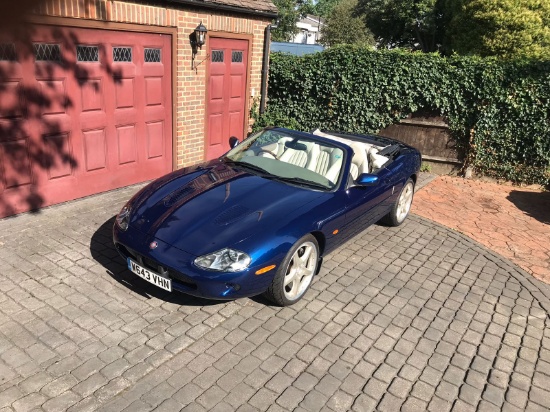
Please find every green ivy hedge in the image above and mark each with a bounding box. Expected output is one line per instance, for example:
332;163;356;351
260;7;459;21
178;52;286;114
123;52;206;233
255;47;550;186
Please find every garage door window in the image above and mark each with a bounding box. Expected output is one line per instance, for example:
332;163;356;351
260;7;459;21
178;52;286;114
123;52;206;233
77;45;99;62
232;51;243;63
0;43;16;61
34;43;61;62
113;47;132;62
211;50;224;63
144;48;161;63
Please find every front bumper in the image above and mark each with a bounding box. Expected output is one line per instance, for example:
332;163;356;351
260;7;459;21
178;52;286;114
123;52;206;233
113;224;274;300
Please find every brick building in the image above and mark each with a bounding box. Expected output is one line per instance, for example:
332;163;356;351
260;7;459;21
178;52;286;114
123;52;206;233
0;0;277;218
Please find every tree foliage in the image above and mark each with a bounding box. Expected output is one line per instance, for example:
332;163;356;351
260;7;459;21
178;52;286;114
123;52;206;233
271;0;314;41
445;0;550;59
257;48;550;186
312;0;341;17
320;0;375;47
356;0;445;52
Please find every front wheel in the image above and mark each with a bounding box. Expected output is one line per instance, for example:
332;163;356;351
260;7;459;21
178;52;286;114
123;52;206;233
382;178;415;227
264;234;319;306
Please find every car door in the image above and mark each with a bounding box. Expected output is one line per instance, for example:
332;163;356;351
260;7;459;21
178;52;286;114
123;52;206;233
339;168;394;239
379;157;409;211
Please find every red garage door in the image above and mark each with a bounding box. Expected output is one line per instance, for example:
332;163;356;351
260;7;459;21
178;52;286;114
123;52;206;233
206;37;249;160
0;25;172;218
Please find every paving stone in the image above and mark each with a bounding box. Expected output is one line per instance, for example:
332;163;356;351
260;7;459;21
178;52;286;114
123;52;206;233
173;383;202;406
0;386;24;409
42;391;80;412
72;373;107;398
94;377;130;402
351;394;377;412
248;388;278;411
262;371;292;394
40;375;78;398
300;390;329;411
19;371;53;394
378;392;405;411
140;382;177;408
428;395;454;412
275;386;305;410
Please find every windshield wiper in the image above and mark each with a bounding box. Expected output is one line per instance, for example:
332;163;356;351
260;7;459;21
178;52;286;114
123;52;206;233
273;176;329;190
222;158;272;176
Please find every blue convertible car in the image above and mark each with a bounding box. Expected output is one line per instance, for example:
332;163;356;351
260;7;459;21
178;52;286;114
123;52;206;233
113;127;421;306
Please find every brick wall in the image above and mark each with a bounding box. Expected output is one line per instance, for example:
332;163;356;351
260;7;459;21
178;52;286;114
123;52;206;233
32;0;271;167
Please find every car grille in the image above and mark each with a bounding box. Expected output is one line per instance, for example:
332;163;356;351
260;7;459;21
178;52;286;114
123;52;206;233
115;242;197;290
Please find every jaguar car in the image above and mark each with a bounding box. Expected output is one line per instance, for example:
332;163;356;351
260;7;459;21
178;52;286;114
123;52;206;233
113;127;421;306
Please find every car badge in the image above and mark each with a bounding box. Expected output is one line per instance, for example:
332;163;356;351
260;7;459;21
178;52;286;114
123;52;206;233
149;241;158;250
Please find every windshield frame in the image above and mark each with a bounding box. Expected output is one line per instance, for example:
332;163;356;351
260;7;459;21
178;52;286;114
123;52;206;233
223;128;351;192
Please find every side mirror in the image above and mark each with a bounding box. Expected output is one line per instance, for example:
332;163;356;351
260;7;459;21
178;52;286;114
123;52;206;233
355;173;380;186
229;136;239;148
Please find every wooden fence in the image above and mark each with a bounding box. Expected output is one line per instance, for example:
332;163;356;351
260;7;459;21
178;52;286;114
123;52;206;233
378;113;461;167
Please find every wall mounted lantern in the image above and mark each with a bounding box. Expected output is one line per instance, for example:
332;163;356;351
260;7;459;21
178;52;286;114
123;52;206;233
191;22;208;71
194;22;207;49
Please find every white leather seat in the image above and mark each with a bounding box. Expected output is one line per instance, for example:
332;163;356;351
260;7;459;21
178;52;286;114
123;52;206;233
349;142;369;180
311;147;343;184
278;138;319;170
369;147;389;172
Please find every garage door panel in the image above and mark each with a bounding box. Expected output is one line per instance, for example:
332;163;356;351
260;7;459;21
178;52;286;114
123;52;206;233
0;80;23;119
209;114;223;148
43;133;73;180
116;124;138;165
146;121;164;159
40;112;72;132
143;105;167;122
145;77;163;106
83;128;107;172
80;78;104;112
115;78;135;109
113;109;138;126
210;75;224;101
230;74;243;99
0;138;33;189
37;79;68;115
229;112;243;140
80;111;107;131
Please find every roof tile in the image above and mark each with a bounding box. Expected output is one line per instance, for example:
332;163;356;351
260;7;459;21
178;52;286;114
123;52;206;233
203;0;278;13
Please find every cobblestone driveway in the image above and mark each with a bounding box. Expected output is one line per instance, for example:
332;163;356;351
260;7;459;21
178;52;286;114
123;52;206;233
0;184;549;412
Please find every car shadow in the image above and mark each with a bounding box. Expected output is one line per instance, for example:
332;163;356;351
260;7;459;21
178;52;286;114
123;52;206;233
506;190;550;225
249;294;276;307
90;217;224;307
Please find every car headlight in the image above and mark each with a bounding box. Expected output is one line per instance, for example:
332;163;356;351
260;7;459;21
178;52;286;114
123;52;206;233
116;205;132;231
194;248;251;272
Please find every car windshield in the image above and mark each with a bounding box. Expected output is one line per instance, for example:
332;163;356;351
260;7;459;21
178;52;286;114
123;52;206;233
223;130;345;190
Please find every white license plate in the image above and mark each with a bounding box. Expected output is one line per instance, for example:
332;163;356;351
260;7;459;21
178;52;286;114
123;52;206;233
127;258;172;292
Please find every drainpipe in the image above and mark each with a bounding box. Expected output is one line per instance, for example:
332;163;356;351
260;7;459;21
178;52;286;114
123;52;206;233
260;21;278;115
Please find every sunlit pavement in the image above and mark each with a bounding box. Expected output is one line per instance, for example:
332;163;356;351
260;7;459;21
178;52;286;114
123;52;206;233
0;177;549;411
413;175;550;284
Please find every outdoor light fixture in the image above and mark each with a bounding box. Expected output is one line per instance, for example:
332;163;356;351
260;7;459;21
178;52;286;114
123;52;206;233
191;22;208;71
194;22;207;49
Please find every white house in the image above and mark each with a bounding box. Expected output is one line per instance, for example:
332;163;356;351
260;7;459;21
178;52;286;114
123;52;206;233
291;15;325;44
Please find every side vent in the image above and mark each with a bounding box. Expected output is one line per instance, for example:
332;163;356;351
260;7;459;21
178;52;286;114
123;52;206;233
163;186;195;207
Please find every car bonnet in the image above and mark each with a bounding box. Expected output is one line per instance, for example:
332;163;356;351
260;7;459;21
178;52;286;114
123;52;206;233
129;162;324;256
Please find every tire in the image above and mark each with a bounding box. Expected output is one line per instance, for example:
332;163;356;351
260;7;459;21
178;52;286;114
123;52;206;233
264;234;320;306
381;178;415;227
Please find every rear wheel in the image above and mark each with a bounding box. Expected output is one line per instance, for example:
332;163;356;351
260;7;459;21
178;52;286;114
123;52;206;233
382;178;415;226
264;234;319;306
